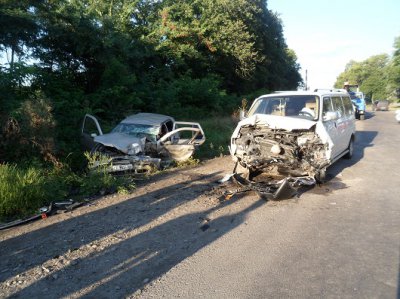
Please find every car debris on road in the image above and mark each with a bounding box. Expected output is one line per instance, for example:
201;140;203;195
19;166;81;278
0;199;86;230
217;170;316;201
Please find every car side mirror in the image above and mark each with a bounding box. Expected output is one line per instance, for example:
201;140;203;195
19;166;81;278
323;111;338;121
90;133;98;138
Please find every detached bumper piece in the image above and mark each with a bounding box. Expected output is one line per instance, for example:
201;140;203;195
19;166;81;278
0;200;86;231
225;173;315;200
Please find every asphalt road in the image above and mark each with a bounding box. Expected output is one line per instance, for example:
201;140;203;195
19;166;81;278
139;111;400;299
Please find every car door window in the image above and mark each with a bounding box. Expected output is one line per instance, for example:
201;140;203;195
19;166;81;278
332;96;344;117
322;97;334;115
341;96;354;117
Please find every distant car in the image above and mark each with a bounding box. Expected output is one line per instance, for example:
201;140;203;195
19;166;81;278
373;100;390;111
81;113;205;173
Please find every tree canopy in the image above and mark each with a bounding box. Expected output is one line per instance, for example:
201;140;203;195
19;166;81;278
335;37;400;102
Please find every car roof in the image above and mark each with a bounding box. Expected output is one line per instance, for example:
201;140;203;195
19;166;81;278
120;113;174;126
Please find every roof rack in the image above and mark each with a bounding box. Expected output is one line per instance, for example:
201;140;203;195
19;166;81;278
313;88;347;93
273;90;298;93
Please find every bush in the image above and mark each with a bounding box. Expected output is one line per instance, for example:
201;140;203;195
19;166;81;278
195;116;237;159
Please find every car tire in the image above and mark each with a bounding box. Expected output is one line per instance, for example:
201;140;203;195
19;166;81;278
360;114;365;120
344;138;354;159
315;169;326;183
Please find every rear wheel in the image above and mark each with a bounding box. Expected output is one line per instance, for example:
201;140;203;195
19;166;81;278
344;138;354;159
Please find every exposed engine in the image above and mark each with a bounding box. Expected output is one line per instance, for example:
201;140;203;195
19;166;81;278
232;124;329;180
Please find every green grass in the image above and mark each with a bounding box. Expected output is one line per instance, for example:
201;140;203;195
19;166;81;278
0;164;49;219
0;163;134;221
195;116;238;159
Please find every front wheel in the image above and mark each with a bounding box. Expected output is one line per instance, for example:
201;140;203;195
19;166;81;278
344;138;354;159
360;114;365;120
315;168;326;183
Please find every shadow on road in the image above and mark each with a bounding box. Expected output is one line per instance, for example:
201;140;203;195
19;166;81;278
360;111;374;120
0;168;264;298
326;130;378;181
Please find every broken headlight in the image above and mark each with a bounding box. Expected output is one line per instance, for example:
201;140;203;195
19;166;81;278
127;143;142;155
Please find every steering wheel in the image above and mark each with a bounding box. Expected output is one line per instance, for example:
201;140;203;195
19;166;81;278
298;111;314;119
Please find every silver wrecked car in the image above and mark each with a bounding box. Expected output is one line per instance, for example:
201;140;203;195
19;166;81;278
81;113;205;173
230;90;356;186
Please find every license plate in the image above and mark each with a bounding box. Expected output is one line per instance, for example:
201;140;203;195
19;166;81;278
111;164;133;172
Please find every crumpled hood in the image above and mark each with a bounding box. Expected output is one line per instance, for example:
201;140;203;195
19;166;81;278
230;113;332;160
94;132;145;154
232;114;317;137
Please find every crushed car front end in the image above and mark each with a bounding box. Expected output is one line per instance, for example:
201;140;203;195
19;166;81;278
230;114;330;182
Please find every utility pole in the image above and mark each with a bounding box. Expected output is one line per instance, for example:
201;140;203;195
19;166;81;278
305;69;308;90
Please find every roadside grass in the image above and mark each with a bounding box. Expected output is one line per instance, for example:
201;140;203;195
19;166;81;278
0;163;134;222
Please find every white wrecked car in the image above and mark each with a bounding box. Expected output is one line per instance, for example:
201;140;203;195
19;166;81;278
230;90;356;185
81;113;205;173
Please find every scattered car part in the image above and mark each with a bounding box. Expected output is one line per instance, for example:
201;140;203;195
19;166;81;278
218;171;316;200
0;200;83;231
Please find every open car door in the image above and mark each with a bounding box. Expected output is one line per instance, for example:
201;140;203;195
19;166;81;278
80;114;103;151
157;122;205;161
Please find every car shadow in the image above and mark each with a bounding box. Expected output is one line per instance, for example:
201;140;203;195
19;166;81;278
0;168;265;298
362;111;374;120
325;130;378;181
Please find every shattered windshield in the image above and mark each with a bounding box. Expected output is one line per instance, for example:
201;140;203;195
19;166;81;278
247;95;320;121
111;123;160;141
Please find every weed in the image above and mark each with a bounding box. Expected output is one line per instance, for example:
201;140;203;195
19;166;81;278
0;164;48;219
195;116;237;159
175;157;200;168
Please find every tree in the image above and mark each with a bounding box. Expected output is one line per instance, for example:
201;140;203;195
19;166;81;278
0;1;38;70
335;54;390;101
387;36;400;101
146;0;302;94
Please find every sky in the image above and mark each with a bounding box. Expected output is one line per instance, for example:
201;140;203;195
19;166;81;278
267;0;400;90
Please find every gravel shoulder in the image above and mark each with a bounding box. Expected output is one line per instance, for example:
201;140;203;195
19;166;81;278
0;155;262;298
